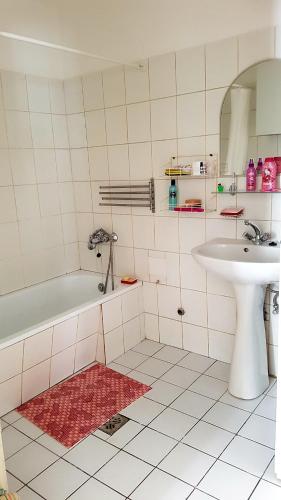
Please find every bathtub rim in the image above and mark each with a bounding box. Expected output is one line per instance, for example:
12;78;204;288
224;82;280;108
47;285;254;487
0;270;141;351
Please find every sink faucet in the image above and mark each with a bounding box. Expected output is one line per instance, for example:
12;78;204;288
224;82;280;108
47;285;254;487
243;220;271;245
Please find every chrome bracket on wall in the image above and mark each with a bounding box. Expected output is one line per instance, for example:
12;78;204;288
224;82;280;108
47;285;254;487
99;177;155;213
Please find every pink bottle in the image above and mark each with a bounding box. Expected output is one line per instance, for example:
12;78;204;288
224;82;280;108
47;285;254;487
262;157;277;192
246;159;256;192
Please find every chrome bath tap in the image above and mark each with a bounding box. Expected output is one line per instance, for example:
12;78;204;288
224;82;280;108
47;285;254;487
243;220;271;245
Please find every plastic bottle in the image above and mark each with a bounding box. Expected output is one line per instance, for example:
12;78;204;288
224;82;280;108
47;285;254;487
256;158;263;174
262;158;277;192
246;158;257;192
169;179;177;210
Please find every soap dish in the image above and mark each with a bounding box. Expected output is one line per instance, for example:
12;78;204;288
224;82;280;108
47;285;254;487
220;207;244;218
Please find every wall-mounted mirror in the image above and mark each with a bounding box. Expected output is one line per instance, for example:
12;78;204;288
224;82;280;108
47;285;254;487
220;59;281;176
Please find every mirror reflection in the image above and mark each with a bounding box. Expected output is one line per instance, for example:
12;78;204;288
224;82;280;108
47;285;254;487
220;59;281;177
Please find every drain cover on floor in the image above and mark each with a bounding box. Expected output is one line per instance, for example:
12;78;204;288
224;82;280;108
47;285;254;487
99;414;129;436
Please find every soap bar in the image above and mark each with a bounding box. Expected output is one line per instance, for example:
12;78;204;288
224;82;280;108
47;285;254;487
121;277;138;285
220;207;244;216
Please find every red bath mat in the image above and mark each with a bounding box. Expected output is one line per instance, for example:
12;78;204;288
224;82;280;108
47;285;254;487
17;364;151;447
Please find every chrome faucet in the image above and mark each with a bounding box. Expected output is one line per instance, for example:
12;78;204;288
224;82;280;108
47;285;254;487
243;220;271;245
88;228;118;250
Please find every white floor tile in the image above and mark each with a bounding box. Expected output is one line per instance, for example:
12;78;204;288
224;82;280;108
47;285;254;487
18;487;45;499
12;416;44;439
29;459;88;500
64;435;118;475
171;390;215;419
220;436;274;477
182;421;233;458
188;491;215;500
154;346;187;364
128;370;156;386
106;420;144;448
178;353;215;373
2;426;31;458
159;443;215;486
137;358;173;377
2;411;22;424
6;442;57;483
124;427;176;465
149;407;198;440
95;450;153;497
133;340;163;356
254;396;277;420
263;458;281;487
145;380;184;405
6;472;24;492
0;419;8;429
36;433;69;456
121;396;165;425
203;402;250;433
199;460;259;500
130;468;193;500
108;362;131;375
68;478;125;499
220;391;264;412
114;351;148;369
239;414;276;448
161;366;200;388
188;375;228;400
267;383;277;398
204;361;230;382
245;479;281;500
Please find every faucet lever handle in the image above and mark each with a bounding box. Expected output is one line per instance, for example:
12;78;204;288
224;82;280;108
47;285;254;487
260;232;271;242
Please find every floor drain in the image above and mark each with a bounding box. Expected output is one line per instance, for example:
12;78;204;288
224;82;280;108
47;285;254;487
99;414;129;436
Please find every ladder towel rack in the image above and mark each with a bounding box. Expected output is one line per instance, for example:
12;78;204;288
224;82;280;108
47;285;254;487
99;178;155;213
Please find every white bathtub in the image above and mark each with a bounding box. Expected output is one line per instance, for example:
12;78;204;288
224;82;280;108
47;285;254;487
0;271;143;416
0;271;141;349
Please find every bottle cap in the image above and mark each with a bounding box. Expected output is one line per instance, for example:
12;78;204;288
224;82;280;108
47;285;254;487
171;179;176;186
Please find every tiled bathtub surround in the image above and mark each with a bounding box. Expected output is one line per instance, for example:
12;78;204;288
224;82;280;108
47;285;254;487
0;71;79;294
73;26;281;373
0;283;144;417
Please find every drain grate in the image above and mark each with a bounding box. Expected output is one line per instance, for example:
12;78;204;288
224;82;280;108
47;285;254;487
99;414;129;436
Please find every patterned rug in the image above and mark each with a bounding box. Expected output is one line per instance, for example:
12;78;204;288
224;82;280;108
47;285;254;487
17;364;151;447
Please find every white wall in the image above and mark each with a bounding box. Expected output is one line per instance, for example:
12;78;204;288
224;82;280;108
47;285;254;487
68;26;280;373
0;71;79;294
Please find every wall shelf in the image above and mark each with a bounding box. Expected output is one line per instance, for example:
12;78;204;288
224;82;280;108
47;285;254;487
212;190;281;194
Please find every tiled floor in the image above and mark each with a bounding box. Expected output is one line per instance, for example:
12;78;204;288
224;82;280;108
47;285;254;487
1;340;280;500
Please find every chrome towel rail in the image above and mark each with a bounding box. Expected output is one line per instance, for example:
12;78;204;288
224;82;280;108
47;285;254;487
99;178;155;213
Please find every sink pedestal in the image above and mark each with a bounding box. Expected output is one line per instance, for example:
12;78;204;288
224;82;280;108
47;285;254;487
229;284;269;399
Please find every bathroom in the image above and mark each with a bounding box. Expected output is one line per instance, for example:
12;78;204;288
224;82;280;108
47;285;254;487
0;0;280;498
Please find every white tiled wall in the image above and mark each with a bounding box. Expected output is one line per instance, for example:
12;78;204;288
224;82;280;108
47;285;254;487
72;26;280;375
0;71;79;294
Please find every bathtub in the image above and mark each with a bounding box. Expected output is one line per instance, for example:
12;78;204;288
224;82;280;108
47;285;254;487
0;271;143;416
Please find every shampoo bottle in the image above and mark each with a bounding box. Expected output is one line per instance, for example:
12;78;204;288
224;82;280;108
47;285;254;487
246;159;256;192
169;179;177;210
262;158;277;192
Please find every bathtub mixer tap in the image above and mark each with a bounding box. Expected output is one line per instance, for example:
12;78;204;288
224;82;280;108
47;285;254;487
88;228;118;250
88;228;118;294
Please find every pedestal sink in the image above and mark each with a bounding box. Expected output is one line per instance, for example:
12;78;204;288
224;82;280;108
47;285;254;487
192;238;280;399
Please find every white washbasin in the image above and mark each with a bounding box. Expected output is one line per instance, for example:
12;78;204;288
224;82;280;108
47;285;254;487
192;238;280;284
191;237;280;400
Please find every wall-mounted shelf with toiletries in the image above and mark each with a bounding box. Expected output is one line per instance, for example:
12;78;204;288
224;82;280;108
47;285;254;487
213;190;281;194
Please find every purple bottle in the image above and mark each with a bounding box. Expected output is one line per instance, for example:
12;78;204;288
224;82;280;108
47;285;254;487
246;158;257;192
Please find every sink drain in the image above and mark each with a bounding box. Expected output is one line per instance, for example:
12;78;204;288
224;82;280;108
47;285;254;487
99;414;129;436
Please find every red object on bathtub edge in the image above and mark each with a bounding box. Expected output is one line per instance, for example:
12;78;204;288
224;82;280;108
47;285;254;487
17;363;151;447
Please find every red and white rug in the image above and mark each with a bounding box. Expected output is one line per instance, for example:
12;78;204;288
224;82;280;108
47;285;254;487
17;364;151;447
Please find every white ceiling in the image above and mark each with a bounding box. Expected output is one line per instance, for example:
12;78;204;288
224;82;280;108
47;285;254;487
0;0;279;79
